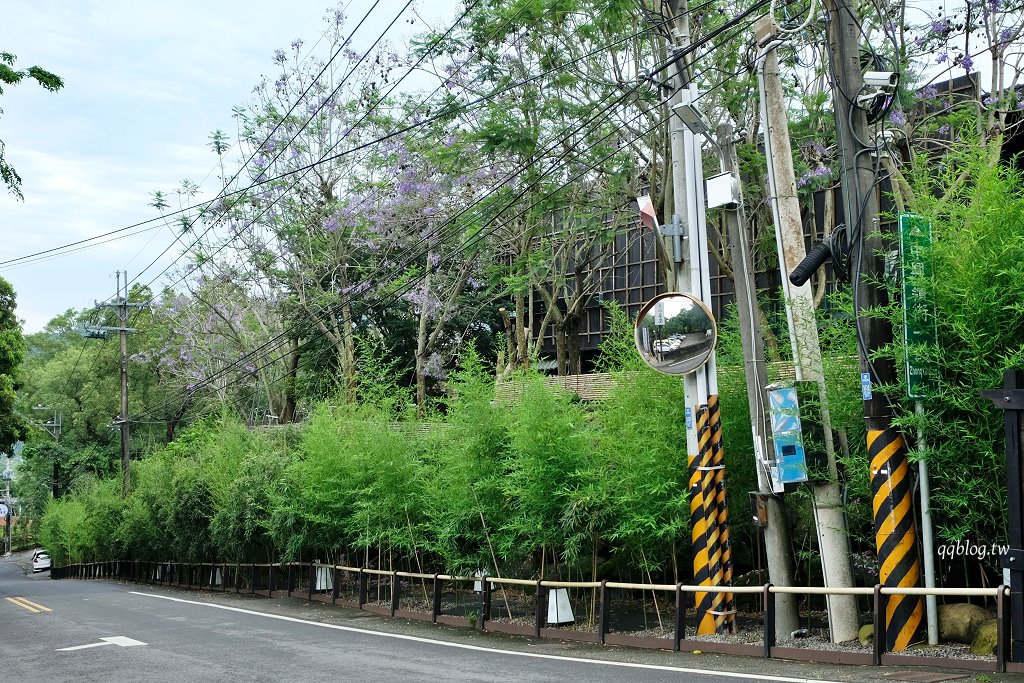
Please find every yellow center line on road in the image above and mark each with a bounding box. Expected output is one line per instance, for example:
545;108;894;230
5;596;53;613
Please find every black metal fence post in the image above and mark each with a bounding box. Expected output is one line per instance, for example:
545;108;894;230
873;585;885;665
309;564;315;602
332;566;340;605
534;580;544;638
763;584;775;658
600;581;610;646
432;574;441;623
673;583;684;651
479;576;489;630
358;569;368;608
982;369;1024;662
390;571;400;617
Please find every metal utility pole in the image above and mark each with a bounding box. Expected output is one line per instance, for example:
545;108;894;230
825;0;925;651
95;271;144;496
716;122;799;639
664;0;733;634
754;15;859;643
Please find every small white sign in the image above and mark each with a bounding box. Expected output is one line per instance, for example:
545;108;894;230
546;588;575;625
0;504;7;517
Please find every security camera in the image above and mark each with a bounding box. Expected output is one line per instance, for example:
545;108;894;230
864;71;898;89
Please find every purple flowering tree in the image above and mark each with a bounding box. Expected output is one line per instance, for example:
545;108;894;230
218;4;408;401
417;0;667;377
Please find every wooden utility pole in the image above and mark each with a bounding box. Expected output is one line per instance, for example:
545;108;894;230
824;0;925;651
717;122;799;639
96;271;144;496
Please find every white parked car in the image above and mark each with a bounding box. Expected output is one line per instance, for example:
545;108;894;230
31;549;51;573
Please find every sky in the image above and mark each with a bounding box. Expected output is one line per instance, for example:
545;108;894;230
1;0;458;333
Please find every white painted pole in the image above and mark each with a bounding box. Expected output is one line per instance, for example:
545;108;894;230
916;401;938;644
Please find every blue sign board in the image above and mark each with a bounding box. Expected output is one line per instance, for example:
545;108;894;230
768;387;809;485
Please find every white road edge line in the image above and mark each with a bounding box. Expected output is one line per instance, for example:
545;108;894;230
129;591;842;683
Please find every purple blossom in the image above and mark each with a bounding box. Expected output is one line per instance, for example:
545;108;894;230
340;282;371;296
917;85;938;100
423;353;446;379
936;50;948;64
273;49;286;64
291;38;304;53
931;19;951;35
889;110;906;126
961;55;974;72
797;166;832;188
914;36;925;47
938;123;951;135
1000;28;1012;44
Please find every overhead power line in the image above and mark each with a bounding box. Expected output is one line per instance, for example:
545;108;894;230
0;5;689;272
130;53;755;423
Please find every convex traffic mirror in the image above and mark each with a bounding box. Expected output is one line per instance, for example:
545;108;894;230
635;292;717;375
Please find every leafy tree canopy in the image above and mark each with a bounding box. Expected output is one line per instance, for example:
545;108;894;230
0;51;64;199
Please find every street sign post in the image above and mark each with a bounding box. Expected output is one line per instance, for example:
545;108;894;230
899;213;937;399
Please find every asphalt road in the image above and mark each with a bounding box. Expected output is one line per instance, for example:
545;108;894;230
0;550;1015;682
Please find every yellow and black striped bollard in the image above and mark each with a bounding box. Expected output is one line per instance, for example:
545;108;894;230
869;427;925;651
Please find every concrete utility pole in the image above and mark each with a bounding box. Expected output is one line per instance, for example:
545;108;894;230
824;0;924;651
95;271;144;496
716;122;799;639
754;15;859;643
3;458;11;555
34;405;62;498
665;0;734;634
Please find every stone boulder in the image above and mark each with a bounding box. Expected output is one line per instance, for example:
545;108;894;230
938;603;992;644
970;619;999;655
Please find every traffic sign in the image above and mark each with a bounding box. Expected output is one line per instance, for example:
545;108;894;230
0;504;8;517
899;213;937;399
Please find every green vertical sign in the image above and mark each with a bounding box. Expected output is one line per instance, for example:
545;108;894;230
898;212;937;399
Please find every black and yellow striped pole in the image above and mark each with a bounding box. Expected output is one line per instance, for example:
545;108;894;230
869;427;925;651
708;394;735;632
691;403;719;634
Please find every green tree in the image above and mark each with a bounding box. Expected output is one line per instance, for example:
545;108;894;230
0;276;25;453
0;52;63;199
